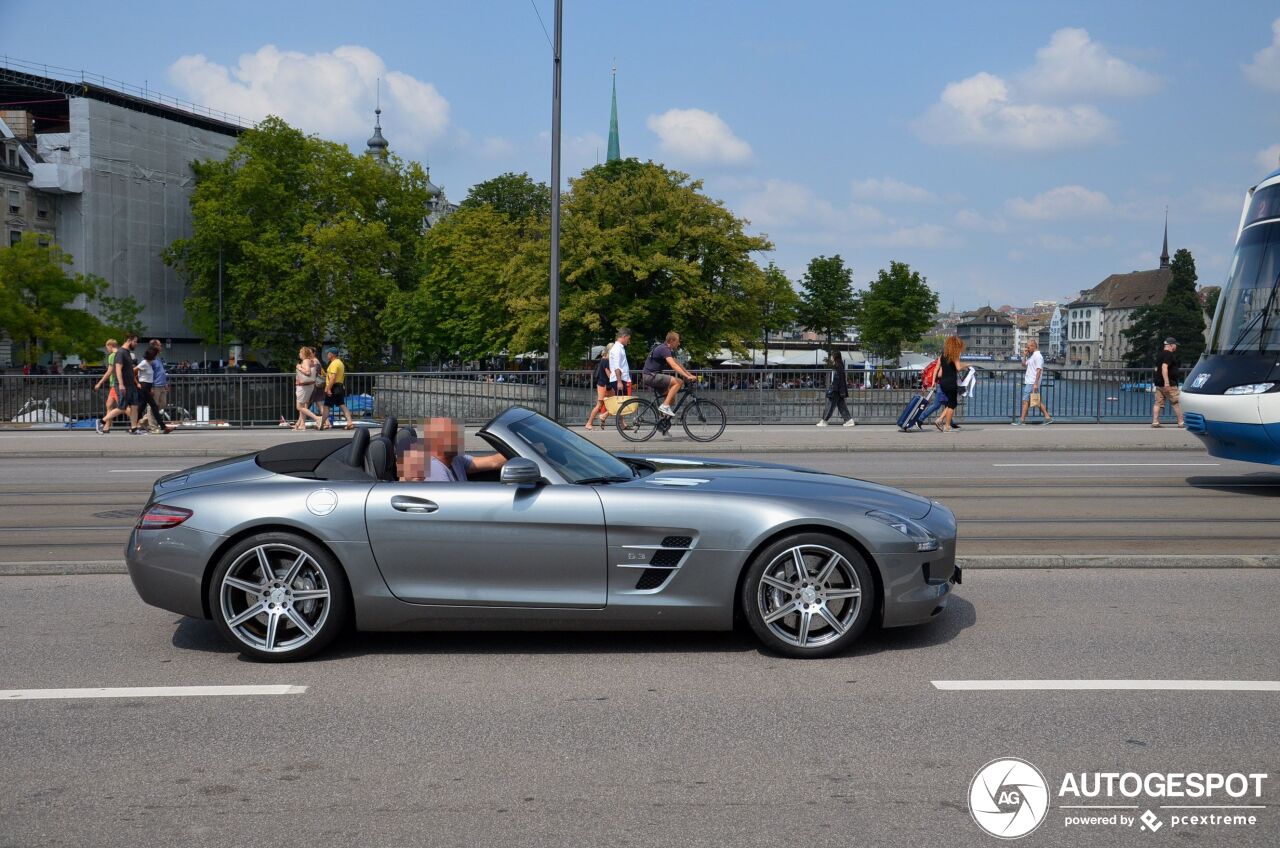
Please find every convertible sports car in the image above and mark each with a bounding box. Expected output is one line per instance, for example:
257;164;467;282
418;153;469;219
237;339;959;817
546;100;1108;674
126;407;960;661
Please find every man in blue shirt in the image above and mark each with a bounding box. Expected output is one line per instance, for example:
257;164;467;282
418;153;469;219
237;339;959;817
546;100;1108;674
641;331;699;417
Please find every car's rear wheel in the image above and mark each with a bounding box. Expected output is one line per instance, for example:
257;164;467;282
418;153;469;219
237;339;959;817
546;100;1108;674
208;532;350;662
741;533;874;658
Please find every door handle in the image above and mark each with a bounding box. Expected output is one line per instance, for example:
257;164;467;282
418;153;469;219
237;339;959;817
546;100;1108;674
390;495;438;514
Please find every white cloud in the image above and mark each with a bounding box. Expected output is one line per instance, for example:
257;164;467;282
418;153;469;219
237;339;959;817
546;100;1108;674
1020;28;1160;99
914;28;1159;151
954;209;1008;232
737;179;882;232
850;177;936;203
867;224;962;249
915;71;1112;151
1244;18;1280;91
168;45;450;152
646;108;752;165
478;137;517;158
1005;185;1113;220
1257;143;1280;172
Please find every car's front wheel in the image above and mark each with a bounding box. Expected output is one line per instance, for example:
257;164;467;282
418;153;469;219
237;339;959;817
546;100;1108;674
208;532;350;662
741;533;874;658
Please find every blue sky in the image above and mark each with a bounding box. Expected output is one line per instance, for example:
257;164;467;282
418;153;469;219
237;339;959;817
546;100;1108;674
7;1;1280;309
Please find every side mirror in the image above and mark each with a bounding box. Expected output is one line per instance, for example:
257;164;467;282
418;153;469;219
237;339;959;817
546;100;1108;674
500;457;542;486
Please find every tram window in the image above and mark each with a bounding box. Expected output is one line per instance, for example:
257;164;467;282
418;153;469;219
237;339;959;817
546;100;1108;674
1244;184;1280;227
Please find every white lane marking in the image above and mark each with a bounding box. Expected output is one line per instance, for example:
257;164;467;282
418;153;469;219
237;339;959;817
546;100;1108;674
1;685;306;700
933;680;1280;691
1160;805;1267;809
988;466;1218;471
108;469;179;473
1060;805;1139;809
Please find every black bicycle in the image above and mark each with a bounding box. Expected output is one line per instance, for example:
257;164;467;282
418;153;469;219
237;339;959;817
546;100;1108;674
615;379;727;442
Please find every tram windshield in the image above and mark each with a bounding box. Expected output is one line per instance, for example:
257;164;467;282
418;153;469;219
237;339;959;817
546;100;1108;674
1209;220;1280;354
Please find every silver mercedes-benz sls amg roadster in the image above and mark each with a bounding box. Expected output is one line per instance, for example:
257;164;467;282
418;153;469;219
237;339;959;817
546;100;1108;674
127;407;959;661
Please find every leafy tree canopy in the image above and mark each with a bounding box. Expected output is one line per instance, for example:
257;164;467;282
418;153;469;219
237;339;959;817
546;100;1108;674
506;158;773;365
461;172;551;221
759;262;800;366
853;261;940;363
0;234;106;365
797;255;857;346
1123;249;1206;367
165;116;433;367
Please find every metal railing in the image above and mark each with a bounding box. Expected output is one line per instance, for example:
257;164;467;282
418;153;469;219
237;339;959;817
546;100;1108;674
0;367;1178;429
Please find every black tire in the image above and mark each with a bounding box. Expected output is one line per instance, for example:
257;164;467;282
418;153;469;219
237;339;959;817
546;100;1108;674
741;532;875;658
681;398;726;442
208;531;350;662
615;397;659;442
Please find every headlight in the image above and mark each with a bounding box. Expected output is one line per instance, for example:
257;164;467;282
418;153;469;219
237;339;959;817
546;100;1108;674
866;509;940;552
1224;383;1275;395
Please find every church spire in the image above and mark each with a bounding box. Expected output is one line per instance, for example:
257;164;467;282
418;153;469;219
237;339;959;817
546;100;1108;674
606;62;620;162
366;78;389;163
1159;207;1170;268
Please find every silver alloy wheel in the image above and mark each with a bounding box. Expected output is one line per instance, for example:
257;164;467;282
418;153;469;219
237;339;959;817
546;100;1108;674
756;543;862;649
219;543;331;654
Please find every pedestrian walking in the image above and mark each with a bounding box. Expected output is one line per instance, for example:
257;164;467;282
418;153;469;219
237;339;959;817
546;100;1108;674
916;355;945;428
935;336;966;432
1013;339;1053;426
293;346;325;431
97;334;142;434
1152;337;1184;428
136;346;170;433
817;351;855;427
321;347;353;429
140;339;169;431
584;346;614;430
609;327;632;396
92;339;119;423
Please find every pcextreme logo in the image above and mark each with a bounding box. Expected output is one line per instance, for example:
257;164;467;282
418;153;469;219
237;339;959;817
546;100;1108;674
968;758;1269;839
969;758;1051;839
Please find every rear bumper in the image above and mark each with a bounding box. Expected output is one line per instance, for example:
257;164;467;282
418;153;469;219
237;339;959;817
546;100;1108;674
125;525;225;619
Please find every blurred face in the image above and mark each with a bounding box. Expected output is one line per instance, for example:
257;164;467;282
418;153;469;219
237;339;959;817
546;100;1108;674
618;334;631;345
400;444;427;481
424;417;462;460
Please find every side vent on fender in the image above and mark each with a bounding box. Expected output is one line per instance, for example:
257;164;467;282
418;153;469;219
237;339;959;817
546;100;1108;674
634;569;671;590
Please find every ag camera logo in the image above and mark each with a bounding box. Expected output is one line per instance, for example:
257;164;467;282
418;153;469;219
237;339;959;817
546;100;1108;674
969;758;1050;839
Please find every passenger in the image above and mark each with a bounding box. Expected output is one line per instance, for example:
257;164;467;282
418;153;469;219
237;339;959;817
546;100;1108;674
421;417;507;482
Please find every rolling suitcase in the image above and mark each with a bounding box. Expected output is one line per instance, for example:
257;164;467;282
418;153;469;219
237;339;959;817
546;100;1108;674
896;389;934;431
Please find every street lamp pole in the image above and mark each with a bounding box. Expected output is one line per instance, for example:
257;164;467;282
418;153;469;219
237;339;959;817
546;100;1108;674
217;246;224;368
547;0;563;421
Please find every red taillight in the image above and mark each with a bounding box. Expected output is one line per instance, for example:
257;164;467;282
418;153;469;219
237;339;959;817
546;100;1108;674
136;504;192;530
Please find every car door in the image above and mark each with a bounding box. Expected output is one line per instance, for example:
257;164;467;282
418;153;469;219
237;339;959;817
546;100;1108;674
364;480;607;608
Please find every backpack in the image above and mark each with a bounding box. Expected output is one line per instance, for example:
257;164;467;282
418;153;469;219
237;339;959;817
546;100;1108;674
921;358;941;389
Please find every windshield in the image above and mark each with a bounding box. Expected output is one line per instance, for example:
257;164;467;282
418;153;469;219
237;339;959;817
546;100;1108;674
506;413;634;484
1209;221;1280;353
1244;183;1280;228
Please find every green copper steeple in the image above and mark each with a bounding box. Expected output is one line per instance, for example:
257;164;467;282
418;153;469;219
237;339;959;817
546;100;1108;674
607;63;620;162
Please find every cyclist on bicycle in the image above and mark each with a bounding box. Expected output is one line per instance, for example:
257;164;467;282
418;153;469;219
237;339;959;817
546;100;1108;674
642;331;698;417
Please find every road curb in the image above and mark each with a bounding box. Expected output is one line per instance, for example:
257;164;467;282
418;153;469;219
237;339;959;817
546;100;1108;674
4;555;1278;577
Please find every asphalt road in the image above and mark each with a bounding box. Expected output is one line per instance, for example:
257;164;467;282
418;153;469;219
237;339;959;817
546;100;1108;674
0;450;1273;562
1;570;1277;847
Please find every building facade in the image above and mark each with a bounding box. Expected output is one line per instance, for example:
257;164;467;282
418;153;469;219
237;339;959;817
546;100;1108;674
956;307;1015;359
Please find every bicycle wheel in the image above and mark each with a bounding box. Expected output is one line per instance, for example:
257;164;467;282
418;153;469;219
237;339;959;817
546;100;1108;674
615;397;660;442
681;398;726;442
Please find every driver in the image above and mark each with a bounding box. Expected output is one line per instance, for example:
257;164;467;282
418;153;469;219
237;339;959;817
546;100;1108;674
415;417;506;482
642;331;699;417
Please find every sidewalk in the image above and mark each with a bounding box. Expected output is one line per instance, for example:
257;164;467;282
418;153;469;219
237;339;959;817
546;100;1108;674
0;421;1202;458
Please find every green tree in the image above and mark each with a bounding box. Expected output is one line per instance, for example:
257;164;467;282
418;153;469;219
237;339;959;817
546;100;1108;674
165;116;433;367
98;294;147;340
1123;248;1206;366
797;255;858;347
506;158;773;365
853;261;940;363
461;172;551;220
382;205;525;364
759;262;800;367
0;234;105;365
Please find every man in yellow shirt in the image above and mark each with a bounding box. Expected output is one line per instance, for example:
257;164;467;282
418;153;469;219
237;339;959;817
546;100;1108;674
321;347;353;430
